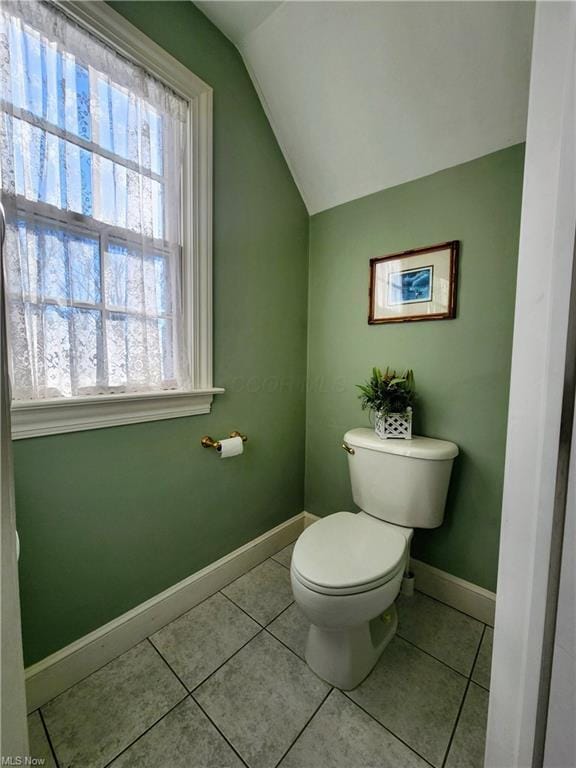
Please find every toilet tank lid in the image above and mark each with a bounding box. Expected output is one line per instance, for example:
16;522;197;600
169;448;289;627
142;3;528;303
344;428;459;460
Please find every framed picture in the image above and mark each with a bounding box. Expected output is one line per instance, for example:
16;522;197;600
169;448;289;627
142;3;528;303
369;241;459;324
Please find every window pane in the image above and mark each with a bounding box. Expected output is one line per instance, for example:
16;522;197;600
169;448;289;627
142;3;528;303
154;254;170;315
105;312;127;388
69;234;101;305
159;318;176;382
42;305;72;397
94;162;163;238
96;78;163;174
148;109;163;176
8;219;100;305
97;78;128;159
40;305;101;397
64;141;93;217
11;116;91;213
5;21;92;143
12;118;61;208
105;242;170;317
62;55;91;140
1;1;189;400
73;307;102;392
125;315;162;388
105;313;173;389
10;115;165;234
152;180;164;239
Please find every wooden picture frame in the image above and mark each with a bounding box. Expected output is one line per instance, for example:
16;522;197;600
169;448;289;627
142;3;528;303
368;240;459;324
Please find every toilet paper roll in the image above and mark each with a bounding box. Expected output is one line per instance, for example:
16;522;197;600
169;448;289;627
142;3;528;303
219;436;244;458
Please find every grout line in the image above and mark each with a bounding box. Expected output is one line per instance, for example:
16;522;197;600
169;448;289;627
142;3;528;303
192;696;251;768
263;626;306;663
33;555;290;711
38;708;60;767
470;624;488;677
34;641;153;710
40;558;296;767
181;616;308;700
147;637;196;691
147;583;244;638
411;588;493;627
149;630;262;694
271;686;334;767
185;627;263;693
341;692;436;768
440;625;487;768
100;693;188;768
219;588;267;628
441;677;472;768
219;583;295;630
188;625;266;693
265;598;296;627
394;634;472;681
33;589;242;710
469;624;491;691
150;602;327;768
149;586;268;692
270;549;292;570
216;602;312;683
40;641;188;766
155;558;287;632
148;640;250;768
39;554;290;709
39;574;492;768
222;575;488;766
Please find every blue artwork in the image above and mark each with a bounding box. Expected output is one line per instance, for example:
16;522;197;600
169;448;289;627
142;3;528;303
388;266;433;305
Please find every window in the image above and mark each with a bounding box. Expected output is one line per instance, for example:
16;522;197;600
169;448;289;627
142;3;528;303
0;0;219;438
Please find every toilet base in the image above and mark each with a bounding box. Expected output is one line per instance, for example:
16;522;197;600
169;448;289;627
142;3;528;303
305;603;398;690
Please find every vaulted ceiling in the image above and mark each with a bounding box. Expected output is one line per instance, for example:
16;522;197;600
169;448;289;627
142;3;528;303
196;1;534;214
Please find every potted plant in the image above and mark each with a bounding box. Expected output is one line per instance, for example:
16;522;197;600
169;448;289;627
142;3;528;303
357;367;416;439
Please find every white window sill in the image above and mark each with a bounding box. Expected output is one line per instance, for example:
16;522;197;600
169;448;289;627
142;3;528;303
10;388;225;440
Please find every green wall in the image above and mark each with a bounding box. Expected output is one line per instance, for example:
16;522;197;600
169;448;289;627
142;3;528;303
305;145;524;592
14;1;309;666
13;3;525;666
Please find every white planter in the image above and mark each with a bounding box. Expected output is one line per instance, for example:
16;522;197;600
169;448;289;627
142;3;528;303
375;407;413;439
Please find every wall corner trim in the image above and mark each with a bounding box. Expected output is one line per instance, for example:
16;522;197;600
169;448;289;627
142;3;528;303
25;512;305;712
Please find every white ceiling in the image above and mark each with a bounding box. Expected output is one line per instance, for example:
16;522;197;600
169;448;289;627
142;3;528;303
196;1;534;214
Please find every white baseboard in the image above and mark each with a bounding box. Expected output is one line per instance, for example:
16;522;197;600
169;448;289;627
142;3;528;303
303;511;495;625
25;512;305;713
409;558;496;626
26;510;495;712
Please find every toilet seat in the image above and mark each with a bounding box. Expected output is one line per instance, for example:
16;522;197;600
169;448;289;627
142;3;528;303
292;511;407;596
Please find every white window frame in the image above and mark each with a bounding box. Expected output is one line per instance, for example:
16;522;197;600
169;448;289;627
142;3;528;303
7;0;223;439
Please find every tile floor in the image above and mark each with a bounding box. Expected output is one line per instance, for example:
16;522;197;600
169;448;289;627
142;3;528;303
29;542;493;768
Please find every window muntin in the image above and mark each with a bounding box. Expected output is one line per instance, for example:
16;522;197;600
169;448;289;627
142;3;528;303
0;2;190;401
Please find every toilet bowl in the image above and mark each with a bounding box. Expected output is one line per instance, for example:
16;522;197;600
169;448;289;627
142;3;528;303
291;428;458;689
291;511;412;690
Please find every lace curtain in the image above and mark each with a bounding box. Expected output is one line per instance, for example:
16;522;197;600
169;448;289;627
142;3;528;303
0;0;190;400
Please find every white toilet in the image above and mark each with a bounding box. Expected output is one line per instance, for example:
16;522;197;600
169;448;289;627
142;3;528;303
291;427;458;690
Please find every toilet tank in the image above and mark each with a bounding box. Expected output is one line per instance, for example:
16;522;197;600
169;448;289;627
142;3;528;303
343;428;459;528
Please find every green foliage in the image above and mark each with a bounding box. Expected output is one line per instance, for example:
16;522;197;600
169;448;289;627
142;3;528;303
357;367;416;415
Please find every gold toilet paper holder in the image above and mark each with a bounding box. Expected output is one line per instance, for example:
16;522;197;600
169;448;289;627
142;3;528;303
201;431;248;451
